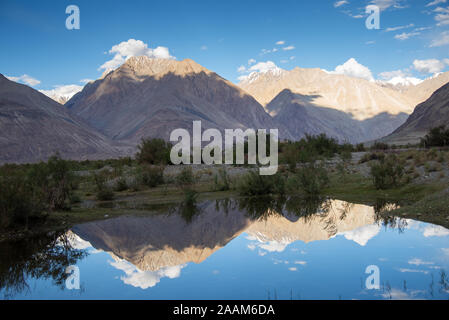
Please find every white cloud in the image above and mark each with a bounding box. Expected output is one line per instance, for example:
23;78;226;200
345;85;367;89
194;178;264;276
99;39;175;71
39;84;83;103
200;45;208;50
394;31;420;40
430;31;449;47
339;223;380;246
370;0;406;10
261;47;280;55
379;70;407;79
422;225;449;237
249;61;281;73
6;74;41;87
434;7;449;25
259;240;289;253
408;258;434;266
288;267;298;271
237;65;246;73
275;40;285;45
330;58;374;81
378;70;424;86
238;61;284;82
109;257;185;289
294;260;307;265
380;288;425;300
413;58;448;74
385;23;414;32
283;45;295;51
427;0;447;6
248;58;256;65
79;78;93;84
398;268;429;274
334;1;349;8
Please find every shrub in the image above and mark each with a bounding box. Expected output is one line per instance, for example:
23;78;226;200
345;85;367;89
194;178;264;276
27;154;75;211
176;167;195;188
0;170;43;229
135;138;172;165
369;155;405;190
93;173;114;201
237;171;285;196
214;168;231;191
355;143;366;152
288;164;329;195
114;177;128;192
139;165;164;188
359;152;385;164
421;126;449;147
371;142;390;151
0;154;75;229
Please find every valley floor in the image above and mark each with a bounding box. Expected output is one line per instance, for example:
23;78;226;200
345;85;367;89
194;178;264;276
1;148;449;243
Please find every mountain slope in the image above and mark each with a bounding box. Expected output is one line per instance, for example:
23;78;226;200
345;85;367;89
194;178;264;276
265;89;408;143
383;82;449;145
0;74;125;163
67;57;291;143
239;67;416;121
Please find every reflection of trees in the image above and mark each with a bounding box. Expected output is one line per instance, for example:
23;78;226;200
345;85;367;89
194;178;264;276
0;232;87;299
372;198;407;233
237;196;285;221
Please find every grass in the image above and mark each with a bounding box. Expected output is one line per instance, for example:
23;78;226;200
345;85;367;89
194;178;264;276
386;188;449;228
324;172;447;205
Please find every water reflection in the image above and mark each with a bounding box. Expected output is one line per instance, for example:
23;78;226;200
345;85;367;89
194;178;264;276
0;232;87;299
1;196;448;299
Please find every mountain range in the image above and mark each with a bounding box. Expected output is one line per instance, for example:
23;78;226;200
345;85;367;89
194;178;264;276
66;57;289;144
1;56;449;163
0;74;128;164
239;67;449;142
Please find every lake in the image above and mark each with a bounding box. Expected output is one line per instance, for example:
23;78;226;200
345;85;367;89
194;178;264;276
1;197;448;300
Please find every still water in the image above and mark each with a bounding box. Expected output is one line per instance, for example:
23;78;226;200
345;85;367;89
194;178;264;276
1;197;449;300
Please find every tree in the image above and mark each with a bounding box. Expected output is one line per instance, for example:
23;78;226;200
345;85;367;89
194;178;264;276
135;138;172;165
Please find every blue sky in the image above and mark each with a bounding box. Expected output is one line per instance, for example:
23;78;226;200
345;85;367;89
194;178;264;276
1;0;448;93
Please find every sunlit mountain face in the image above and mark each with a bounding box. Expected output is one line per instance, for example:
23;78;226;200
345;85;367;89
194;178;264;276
1;198;448;300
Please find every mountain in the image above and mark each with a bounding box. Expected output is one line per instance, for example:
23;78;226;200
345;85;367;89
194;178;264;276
66;57;291;144
265;89;408;143
239;67;416;121
239;67;449;142
403;71;449;104
0;74;126;164
383;82;449;145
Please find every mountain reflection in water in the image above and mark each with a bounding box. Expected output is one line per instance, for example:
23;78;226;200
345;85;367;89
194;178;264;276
1;197;448;299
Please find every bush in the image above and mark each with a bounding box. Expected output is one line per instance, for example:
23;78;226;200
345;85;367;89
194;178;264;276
27;154;75;211
114;177;128;192
176;167;195;188
421;126;449;147
135;138;172;165
288;164;329;195
237;171;285;196
93;173;114;201
0;154;75;229
0;170;42;229
359;152;385;164
139;165;164;188
355;143;366;152
369;155;405;190
214;168;231;191
371;142;390;151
